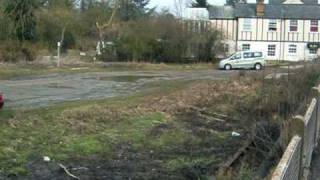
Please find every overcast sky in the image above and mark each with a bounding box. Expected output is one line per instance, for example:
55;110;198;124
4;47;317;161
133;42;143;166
148;0;258;11
149;0;224;10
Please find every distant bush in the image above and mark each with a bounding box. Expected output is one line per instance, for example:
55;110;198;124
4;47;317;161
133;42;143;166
0;41;39;62
0;41;21;62
97;17;223;63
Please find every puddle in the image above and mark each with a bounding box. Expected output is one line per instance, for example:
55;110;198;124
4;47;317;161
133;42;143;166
98;75;159;82
47;83;76;89
0;70;229;109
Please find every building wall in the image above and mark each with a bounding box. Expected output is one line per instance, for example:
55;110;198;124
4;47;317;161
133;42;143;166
238;41;318;61
237;18;320;61
210;19;238;41
210;19;238;55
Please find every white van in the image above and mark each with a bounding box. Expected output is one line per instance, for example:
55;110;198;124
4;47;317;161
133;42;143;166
219;51;266;70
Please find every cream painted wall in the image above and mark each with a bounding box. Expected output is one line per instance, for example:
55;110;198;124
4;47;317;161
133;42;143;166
209;17;320;61
210;19;238;40
238;18;320;42
237;41;317;61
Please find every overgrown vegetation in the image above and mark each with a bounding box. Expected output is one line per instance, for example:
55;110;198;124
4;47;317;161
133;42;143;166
1;64;319;179
0;0;223;63
0;75;257;179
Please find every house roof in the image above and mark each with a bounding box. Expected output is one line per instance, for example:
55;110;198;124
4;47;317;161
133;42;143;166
269;0;318;4
209;3;320;19
236;3;320;19
208;6;235;19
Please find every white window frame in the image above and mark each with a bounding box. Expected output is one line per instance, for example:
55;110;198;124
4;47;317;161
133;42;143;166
289;20;298;32
310;20;318;33
243;19;252;31
268;20;277;31
268;45;276;56
288;44;297;54
242;44;251;51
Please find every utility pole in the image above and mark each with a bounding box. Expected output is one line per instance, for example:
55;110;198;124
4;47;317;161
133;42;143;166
57;41;61;67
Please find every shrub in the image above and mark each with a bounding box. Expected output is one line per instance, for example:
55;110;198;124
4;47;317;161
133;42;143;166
0;41;39;62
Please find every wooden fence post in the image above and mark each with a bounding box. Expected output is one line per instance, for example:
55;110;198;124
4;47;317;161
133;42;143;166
312;86;320;146
291;116;305;180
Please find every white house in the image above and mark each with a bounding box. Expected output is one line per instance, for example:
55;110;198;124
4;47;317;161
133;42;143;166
185;0;320;61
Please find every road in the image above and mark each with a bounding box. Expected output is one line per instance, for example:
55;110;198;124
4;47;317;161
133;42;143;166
0;69;237;108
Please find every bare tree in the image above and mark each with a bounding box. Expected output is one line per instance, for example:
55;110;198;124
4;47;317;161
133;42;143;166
174;0;190;18
95;0;119;54
38;4;74;67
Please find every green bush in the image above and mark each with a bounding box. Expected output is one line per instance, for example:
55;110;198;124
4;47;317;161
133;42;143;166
0;41;39;62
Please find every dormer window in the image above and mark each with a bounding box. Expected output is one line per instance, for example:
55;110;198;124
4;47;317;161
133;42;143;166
290;20;298;32
269;19;277;31
310;20;318;32
243;19;252;31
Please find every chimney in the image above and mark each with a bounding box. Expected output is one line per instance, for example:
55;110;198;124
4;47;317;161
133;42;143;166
256;0;265;17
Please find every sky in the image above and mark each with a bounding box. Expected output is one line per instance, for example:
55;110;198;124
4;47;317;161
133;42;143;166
149;0;224;10
148;0;258;11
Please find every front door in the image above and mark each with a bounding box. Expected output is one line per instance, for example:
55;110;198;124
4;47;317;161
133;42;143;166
231;53;242;68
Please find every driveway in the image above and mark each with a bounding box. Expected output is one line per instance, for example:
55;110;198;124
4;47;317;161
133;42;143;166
0;70;235;108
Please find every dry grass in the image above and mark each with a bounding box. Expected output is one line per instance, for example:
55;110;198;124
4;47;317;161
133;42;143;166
0;77;260;179
1;64;320;179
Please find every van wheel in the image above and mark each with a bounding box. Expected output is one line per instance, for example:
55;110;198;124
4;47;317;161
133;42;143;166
225;64;232;70
254;63;262;70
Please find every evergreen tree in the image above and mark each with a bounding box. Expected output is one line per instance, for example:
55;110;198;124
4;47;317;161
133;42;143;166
191;0;208;8
80;0;95;11
4;0;38;42
226;0;241;6
119;0;152;21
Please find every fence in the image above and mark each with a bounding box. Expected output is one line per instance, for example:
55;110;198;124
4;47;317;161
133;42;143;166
271;86;320;180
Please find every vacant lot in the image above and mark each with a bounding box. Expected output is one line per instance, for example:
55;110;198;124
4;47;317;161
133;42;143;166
0;63;318;180
0;63;258;179
0;69;234;108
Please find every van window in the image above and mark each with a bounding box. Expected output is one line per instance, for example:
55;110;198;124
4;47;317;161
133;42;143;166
244;52;262;59
244;52;252;59
234;53;241;59
253;52;262;57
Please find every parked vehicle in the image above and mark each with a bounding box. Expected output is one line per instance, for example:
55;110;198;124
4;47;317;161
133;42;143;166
0;93;3;109
219;51;266;70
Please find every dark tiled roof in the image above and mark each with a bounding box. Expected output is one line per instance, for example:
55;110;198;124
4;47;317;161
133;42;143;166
269;0;285;4
302;0;318;4
236;4;320;19
260;0;317;5
210;3;320;19
208;5;235;19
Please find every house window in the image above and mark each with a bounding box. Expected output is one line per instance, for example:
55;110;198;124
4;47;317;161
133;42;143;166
310;49;317;54
242;44;250;51
224;44;229;52
243;19;252;31
290;20;298;32
288;44;297;54
269;20;277;31
268;45;276;56
310;20;318;32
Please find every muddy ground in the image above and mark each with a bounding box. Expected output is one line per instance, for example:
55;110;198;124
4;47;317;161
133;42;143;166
0;70;235;108
0;65;300;180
